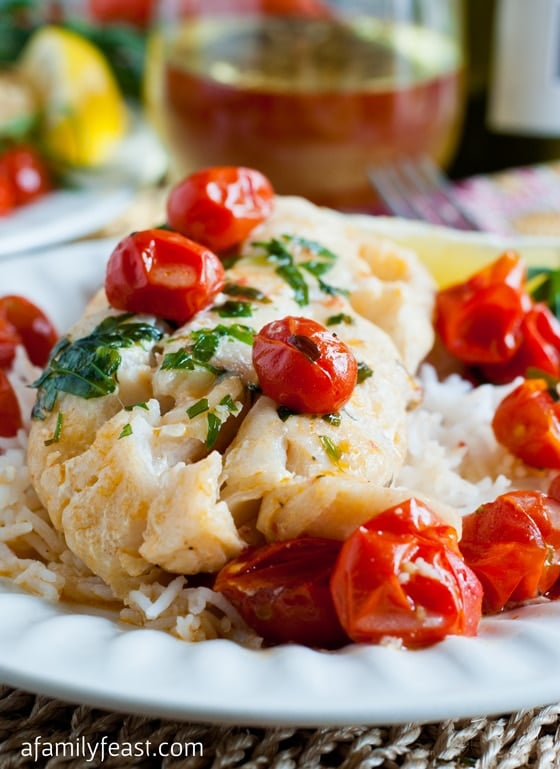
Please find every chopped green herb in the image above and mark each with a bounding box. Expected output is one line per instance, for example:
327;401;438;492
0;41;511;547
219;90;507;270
191;324;255;362
253;235;346;305
44;412;64;446
527;266;560;319
187;398;210;419
277;405;296;421
276;263;309;306
319;434;342;464
322;412;342;426
219;394;239;413
119;423;133;439
326;313;354;326
32;314;163;419
317;278;350;298
282;235;337;262
206;412;222;449
223;283;271;303
125;402;149;411
357;361;373;383
214;300;254;318
161;349;220;374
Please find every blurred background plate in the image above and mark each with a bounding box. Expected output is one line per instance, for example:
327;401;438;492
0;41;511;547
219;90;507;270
0;115;167;260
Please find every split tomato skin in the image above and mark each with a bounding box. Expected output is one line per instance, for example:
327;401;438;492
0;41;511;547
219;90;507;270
435;251;529;366
105;228;225;324
214;537;348;648
459;491;560;613
330;499;483;648
492;378;560;469
166;166;274;253
0;369;22;438
480;304;560;384
252;316;358;414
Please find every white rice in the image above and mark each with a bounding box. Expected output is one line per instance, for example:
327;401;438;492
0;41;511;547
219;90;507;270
0;349;554;646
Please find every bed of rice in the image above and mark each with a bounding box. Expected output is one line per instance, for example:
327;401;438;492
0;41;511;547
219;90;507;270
0;347;553;647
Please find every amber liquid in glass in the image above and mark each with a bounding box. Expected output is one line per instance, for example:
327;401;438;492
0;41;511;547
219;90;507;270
155;15;463;210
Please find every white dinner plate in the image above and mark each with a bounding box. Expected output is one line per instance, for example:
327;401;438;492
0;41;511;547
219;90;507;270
0;117;167;259
2;234;560;728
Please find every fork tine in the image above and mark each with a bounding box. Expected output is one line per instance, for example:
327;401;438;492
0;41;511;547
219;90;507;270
369;156;479;231
368;165;421;220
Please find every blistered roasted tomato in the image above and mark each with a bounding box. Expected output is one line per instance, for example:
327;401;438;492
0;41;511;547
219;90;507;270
0;295;58;368
459;491;560;613
0;369;22;437
492;378;560;469
252;316;358;414
214;537;348;648
0;145;53;206
480;304;560;383
330;498;483;647
435;251;529;365
166;166;274;253
105;228;225;324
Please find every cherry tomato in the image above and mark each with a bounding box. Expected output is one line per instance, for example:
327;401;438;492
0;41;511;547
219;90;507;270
435;251;529;365
87;0;156;27
252;316;358;414
480;304;560;383
0;145;53;206
0;369;22;437
166;166;274;253
0;171;16;216
0;316;21;369
214;537;348;647
492;378;560;469
105;228;225;324
0;295;58;368
549;474;560;502
459;491;560;613
330;498;482;647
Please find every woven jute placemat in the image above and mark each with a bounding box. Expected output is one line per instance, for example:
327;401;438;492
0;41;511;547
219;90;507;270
1;686;560;768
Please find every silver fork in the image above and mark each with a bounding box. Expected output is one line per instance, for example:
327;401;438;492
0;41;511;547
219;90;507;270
369;155;480;231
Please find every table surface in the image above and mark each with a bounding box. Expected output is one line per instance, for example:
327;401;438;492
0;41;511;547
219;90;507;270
3;185;560;769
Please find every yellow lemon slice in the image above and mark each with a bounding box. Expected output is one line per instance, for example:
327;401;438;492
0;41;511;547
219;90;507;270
18;26;128;167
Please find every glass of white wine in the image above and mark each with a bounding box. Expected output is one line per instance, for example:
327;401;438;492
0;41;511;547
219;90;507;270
146;0;465;211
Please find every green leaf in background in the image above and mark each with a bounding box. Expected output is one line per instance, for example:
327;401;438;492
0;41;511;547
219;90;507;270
527;266;560;320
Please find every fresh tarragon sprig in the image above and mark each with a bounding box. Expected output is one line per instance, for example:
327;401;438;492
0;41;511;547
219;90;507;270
32;314;163;419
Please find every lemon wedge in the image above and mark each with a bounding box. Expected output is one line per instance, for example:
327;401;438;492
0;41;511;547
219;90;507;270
18;26;128;167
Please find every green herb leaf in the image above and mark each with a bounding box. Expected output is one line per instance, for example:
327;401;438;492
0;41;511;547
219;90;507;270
319;434;343;464
277;405;296;421
125;402;149;411
206;412;222;449
32;315;163;419
281;235;337;262
187;398;210;419
322;412;342;426
276;263;309;306
527;266;560;319
357;361;373;384
118;423;133;439
214;300;254;318
326;313;354;326
219;394;239;413
223;283;271;303
44;412;64;446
